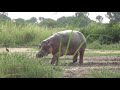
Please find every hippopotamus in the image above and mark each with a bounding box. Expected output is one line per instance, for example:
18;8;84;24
36;30;86;65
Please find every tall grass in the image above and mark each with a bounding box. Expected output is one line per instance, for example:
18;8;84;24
0;21;60;47
0;21;120;50
0;53;63;78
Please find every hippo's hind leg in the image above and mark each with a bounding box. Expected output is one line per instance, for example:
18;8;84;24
73;53;78;63
79;49;85;65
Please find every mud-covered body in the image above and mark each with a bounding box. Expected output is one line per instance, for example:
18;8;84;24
36;30;86;65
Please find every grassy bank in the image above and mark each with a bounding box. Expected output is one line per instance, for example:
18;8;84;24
0;53;63;78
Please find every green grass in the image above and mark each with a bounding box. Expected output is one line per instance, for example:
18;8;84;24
85;49;120;57
87;41;120;50
0;53;63;78
90;69;120;78
85;52;120;57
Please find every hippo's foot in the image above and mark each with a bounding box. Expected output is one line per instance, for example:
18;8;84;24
51;60;58;66
79;62;83;65
68;62;78;66
73;60;77;63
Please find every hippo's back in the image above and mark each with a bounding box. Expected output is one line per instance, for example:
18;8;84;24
54;30;86;50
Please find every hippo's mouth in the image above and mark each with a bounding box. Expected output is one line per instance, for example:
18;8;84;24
36;50;48;58
36;53;45;58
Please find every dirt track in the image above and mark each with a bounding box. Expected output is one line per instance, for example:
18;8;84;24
0;48;33;53
63;56;120;78
0;48;120;78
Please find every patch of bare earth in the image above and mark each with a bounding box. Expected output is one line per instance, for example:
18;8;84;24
0;48;34;53
63;56;120;78
0;48;37;58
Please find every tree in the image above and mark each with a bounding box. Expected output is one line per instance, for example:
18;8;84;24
14;18;25;23
74;12;91;27
57;16;69;27
39;18;57;28
75;12;89;17
24;20;30;23
39;17;44;22
56;12;91;28
106;12;120;23
0;12;11;21
14;18;25;26
96;15;103;23
0;12;8;16
29;17;37;23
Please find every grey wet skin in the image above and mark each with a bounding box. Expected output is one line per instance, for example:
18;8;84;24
36;30;87;65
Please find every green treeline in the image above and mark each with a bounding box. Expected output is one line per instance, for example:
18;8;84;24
0;12;120;47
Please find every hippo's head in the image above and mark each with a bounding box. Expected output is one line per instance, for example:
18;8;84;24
36;40;52;58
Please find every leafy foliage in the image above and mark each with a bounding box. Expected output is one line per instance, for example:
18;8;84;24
106;12;120;23
0;12;11;21
39;18;57;28
96;15;103;23
0;12;120;47
14;18;25;23
56;12;91;28
29;17;37;23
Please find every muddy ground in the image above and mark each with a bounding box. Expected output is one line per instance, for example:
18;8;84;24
0;48;120;78
63;56;120;78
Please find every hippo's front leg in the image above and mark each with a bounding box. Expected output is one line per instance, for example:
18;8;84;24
73;53;78;63
51;54;58;65
51;51;63;66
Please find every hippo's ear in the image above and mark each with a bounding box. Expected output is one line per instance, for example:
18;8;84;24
42;40;48;44
43;40;50;45
38;41;48;49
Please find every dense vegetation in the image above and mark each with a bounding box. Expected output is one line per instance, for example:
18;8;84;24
0;12;120;49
